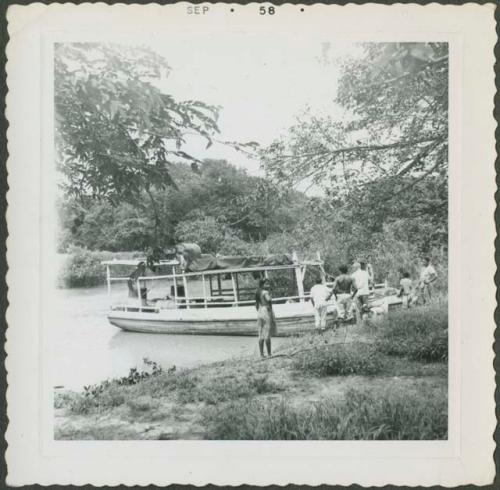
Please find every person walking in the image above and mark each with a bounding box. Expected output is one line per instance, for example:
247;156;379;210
255;278;276;358
351;261;370;326
419;257;437;305
332;265;354;321
309;277;334;332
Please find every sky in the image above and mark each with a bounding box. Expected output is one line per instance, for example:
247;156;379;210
148;34;362;176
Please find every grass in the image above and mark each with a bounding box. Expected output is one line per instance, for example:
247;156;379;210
293;342;383;376
58;362;282;416
375;304;448;362
202;383;447;440
176;371;282;405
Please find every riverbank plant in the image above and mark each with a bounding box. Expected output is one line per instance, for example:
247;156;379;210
59;359;165;414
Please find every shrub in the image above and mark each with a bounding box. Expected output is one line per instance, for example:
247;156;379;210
376;304;448;362
202;385;447;440
293;342;383;376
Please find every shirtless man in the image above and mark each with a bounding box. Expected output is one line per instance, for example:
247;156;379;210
332;265;354;321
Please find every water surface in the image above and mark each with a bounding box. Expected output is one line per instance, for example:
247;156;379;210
52;286;288;390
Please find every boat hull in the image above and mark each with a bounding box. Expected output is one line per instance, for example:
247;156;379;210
108;302;337;336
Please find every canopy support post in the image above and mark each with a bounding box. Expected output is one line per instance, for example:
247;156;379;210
293;252;305;302
106;265;111;298
137;277;142;310
202;273;207;309
231;273;238;305
183;275;190;309
172;266;178;308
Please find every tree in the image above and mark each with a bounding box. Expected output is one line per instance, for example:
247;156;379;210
55;43;220;240
263;42;448;201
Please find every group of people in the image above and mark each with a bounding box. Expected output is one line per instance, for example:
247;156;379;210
254;257;439;357
309;260;373;331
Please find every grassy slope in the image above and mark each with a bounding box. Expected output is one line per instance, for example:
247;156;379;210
55;306;448;440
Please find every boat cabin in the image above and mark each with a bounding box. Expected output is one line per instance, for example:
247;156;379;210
102;252;326;314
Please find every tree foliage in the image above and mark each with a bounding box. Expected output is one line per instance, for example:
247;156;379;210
58;159;309;252
55;43;220;203
263;42;448;201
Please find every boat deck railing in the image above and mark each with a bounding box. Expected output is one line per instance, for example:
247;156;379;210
110;294;314;313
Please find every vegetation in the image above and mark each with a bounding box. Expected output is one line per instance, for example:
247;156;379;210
293;342;383;376
264;43;448;220
55;43;218;204
375;303;448;362
57;359;165;413
202;384;447;440
57;247;141;287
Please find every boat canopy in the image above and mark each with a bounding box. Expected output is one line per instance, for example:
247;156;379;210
101;259;179;266
184;254;294;273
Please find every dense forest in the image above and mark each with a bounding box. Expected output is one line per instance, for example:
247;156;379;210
56;42;448;286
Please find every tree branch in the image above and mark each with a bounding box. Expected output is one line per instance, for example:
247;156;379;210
266;135;446;162
397;139;443;177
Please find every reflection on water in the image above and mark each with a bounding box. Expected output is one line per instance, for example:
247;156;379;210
52;285;288;390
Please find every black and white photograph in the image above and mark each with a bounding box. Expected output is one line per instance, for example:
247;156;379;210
4;2;496;486
52;36;449;441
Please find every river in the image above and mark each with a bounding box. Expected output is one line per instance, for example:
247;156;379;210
52;285;289;390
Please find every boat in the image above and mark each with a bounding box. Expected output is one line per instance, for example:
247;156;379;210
103;252;340;336
103;252;403;336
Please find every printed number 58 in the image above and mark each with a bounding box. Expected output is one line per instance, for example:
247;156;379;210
259;6;275;15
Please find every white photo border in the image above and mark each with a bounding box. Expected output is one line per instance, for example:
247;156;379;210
5;2;497;486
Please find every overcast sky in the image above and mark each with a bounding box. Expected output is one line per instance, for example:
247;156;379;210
150;35;362;175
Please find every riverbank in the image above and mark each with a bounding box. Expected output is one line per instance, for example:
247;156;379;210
57;248;142;288
54;304;448;440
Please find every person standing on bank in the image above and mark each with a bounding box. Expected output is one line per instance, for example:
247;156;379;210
419;257;438;305
351;261;370;326
255;278;276;358
310;276;334;332
332;265;354;321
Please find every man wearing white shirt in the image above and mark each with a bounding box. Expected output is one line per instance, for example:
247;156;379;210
419;257;438;305
309;277;334;331
351;261;370;326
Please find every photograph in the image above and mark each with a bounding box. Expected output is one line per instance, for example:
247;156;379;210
52;37;449;441
6;2;497;486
